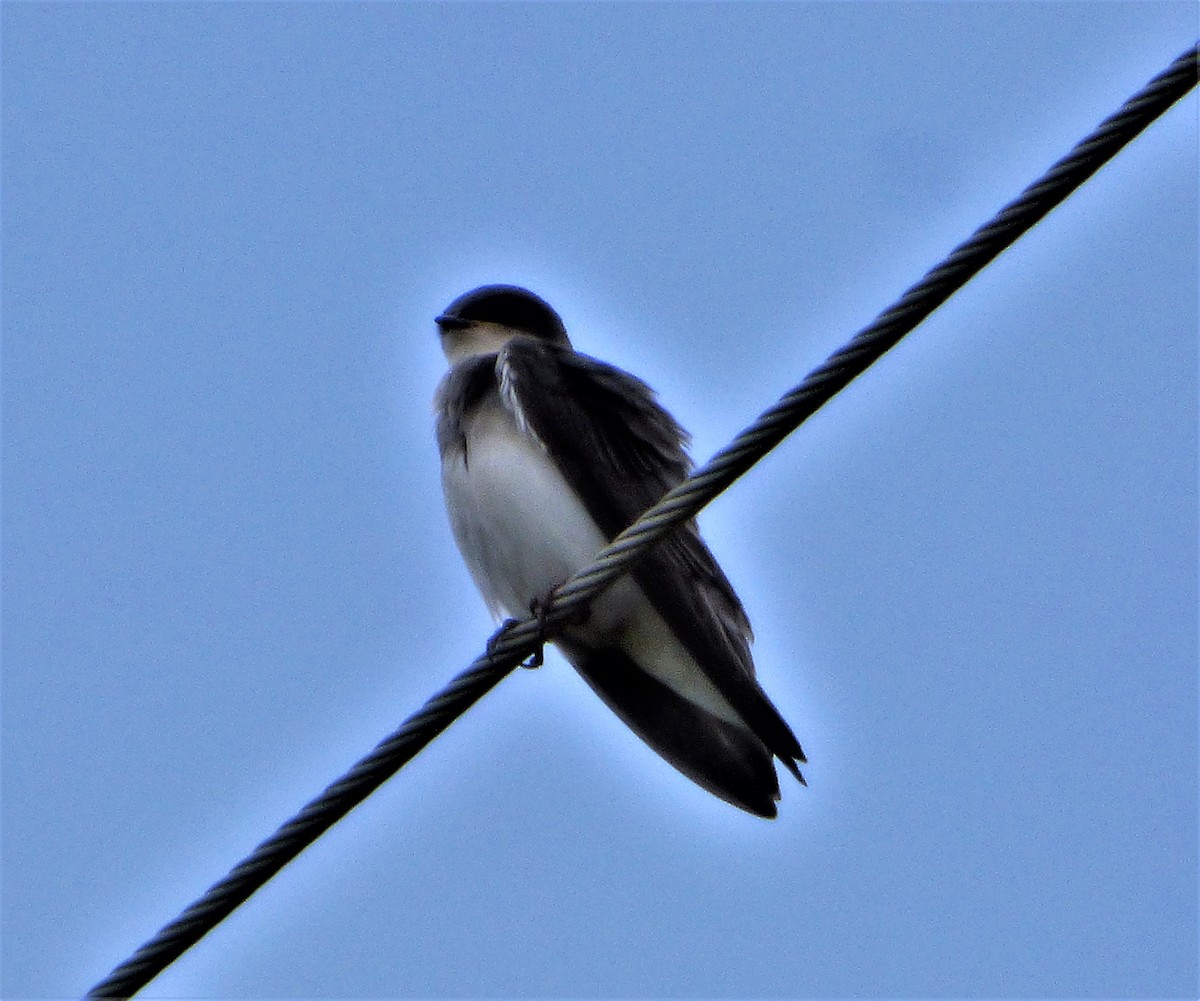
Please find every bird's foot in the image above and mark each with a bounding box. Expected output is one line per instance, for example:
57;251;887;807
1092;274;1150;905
521;593;553;669
484;601;550;670
486;618;522;662
523;585;593;669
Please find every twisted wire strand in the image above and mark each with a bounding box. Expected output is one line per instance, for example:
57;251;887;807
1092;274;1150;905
86;42;1198;1000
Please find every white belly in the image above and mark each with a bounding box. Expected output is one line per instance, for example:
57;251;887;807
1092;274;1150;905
442;400;610;620
440;397;743;726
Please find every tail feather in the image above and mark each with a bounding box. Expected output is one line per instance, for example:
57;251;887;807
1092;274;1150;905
560;644;789;818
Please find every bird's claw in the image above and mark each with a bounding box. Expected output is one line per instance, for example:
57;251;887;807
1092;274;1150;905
483;610;545;670
486;618;521;660
522;594;552;669
489;588;589;670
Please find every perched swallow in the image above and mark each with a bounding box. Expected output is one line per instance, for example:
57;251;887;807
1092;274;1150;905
433;284;805;817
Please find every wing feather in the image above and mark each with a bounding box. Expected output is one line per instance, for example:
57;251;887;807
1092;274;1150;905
500;338;804;772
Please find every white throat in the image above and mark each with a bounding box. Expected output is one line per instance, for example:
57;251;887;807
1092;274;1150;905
440;322;522;364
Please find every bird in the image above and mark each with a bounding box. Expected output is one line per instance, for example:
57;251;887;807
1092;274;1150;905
433;284;805;817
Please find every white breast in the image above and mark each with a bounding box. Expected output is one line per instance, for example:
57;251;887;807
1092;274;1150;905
441;395;609;621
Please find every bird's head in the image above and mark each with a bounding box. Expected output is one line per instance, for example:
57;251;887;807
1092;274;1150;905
436;284;570;363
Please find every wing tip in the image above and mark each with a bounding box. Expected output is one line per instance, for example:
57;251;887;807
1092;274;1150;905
779;749;807;786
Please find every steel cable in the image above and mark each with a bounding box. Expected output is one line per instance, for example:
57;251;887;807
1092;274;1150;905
86;42;1198;1000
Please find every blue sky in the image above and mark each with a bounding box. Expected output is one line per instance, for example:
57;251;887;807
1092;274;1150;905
4;4;1196;998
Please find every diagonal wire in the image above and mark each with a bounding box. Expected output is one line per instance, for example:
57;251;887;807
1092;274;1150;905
86;42;1198;1000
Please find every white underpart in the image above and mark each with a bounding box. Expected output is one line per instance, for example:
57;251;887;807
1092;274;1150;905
441;322;526;365
440;382;744;727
